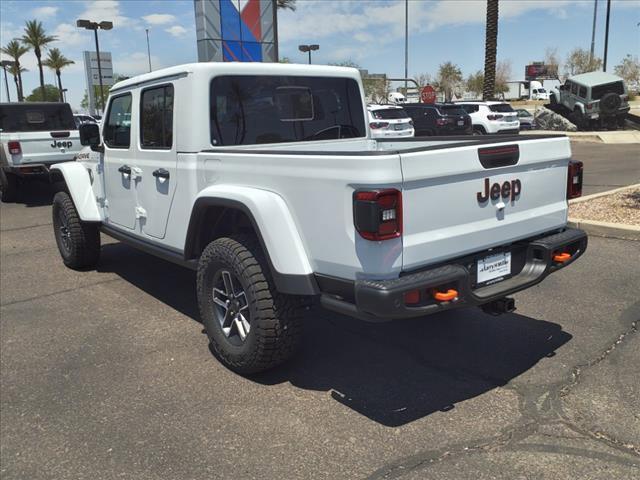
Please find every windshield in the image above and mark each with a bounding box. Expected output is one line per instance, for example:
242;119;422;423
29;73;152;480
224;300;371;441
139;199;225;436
210;75;366;146
0;103;76;132
591;81;625;99
370;108;409;119
488;104;515;113
537;88;546;93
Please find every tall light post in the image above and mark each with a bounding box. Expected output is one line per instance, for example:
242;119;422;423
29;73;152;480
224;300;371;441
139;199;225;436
602;0;611;71
589;0;598;64
0;60;13;102
145;28;152;72
404;0;408;95
298;44;319;64
76;19;113;113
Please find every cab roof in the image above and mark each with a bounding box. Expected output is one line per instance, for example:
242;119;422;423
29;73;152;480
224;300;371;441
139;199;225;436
110;62;362;92
567;71;624;86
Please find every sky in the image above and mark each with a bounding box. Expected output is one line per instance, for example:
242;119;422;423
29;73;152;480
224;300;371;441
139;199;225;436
1;0;639;111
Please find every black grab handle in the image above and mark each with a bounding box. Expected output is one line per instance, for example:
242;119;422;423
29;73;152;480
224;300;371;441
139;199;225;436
118;165;131;175
152;168;170;179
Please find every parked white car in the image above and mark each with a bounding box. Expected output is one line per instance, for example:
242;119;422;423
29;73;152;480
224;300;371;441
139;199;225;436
50;63;587;374
367;105;414;139
1;102;81;202
455;101;520;135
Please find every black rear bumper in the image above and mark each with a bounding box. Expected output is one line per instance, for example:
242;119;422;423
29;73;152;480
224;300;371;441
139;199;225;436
319;228;587;321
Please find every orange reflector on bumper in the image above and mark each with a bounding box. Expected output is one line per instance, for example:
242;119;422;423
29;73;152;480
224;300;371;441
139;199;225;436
433;289;458;302
553;252;572;263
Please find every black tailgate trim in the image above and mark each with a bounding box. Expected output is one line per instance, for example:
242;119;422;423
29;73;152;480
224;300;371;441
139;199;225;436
478;144;520;168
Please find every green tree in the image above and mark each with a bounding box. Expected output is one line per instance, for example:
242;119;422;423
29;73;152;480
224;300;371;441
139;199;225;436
482;0;499;100
43;48;74;102
495;60;512;96
1;39;30;101
7;63;28;101
413;72;432;88
80;74;128;111
25;84;60;102
436;61;463;101
614;54;640;87
466;70;484;98
21;20;57;100
276;0;296;11
565;48;602;76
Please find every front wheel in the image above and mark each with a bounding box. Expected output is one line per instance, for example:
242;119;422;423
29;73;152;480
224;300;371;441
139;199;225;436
197;235;308;375
52;192;101;269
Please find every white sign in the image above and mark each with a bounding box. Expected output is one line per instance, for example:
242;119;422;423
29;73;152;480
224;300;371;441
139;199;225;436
477;251;511;284
83;51;113;115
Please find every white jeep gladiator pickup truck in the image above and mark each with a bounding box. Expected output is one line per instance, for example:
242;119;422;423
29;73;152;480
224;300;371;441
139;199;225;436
50;63;587;374
1;102;81;202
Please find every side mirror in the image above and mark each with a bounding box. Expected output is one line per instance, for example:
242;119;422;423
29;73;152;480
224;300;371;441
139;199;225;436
79;123;102;151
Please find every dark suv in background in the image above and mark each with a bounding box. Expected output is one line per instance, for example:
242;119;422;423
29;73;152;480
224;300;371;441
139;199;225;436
403;103;472;136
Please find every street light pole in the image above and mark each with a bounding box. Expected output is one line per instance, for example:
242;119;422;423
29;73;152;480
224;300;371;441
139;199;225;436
404;0;408;95
92;28;106;112
589;0;598;64
77;19;113;114
146;28;152;72
298;44;319;65
603;0;611;71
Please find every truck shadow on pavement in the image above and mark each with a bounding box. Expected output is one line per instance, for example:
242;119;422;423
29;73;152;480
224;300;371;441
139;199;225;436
5;180;55;207
99;242;572;428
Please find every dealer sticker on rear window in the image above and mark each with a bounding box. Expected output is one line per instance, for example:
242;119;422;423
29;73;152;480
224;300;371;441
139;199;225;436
477;251;511;284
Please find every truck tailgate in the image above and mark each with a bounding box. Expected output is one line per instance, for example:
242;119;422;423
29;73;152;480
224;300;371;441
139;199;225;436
400;137;571;270
11;131;81;164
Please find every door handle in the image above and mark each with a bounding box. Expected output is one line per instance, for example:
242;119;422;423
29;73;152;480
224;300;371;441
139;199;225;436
118;165;131;175
152;168;170;179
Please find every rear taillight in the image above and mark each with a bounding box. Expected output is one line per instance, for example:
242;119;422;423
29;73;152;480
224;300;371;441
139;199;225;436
567;160;583;199
487;114;504;121
353;189;402;241
586;103;593;110
8;141;21;155
370;122;390;130
436;118;447;126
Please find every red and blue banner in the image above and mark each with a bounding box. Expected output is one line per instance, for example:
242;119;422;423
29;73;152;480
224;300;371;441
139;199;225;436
195;0;277;63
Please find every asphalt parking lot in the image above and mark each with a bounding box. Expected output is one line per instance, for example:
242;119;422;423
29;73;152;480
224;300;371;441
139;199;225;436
1;142;639;479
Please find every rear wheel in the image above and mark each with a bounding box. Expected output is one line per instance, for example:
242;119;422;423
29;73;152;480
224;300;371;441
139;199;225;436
0;171;18;203
52;192;101;269
473;126;486;135
197;234;308;374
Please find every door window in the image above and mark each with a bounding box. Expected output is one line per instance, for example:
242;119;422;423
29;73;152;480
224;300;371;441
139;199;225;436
140;85;174;149
570;83;579;95
103;94;132;148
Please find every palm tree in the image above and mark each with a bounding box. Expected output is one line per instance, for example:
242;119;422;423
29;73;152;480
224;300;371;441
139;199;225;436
276;0;296;10
482;0;499;100
8;63;28;101
43;48;74;102
1;39;30;101
21;20;57;100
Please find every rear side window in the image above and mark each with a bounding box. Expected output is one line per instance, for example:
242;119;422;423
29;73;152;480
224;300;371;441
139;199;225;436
578;86;587;98
0;104;76;132
140;85;174;149
488;104;515;113
103;94;132;149
460;104;479;113
439;105;466;115
370;108;409;119
591;81;624;99
210;75;366;146
571;83;579;95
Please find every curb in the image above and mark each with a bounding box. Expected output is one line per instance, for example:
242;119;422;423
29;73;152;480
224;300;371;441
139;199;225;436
568;218;640;241
569;183;640;204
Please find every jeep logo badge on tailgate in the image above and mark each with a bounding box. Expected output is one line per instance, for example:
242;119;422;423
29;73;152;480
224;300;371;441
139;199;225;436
51;140;73;149
477;178;521;203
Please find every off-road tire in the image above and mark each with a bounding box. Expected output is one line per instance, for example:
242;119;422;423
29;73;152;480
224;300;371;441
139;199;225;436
0;172;18;203
473;126;486;135
599;92;621;115
197;234;308;375
52;191;101;269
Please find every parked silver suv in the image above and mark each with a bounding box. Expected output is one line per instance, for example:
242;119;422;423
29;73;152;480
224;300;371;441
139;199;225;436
550;71;630;129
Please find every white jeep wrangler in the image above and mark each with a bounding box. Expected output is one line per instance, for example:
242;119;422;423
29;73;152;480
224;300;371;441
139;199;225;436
51;63;587;374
